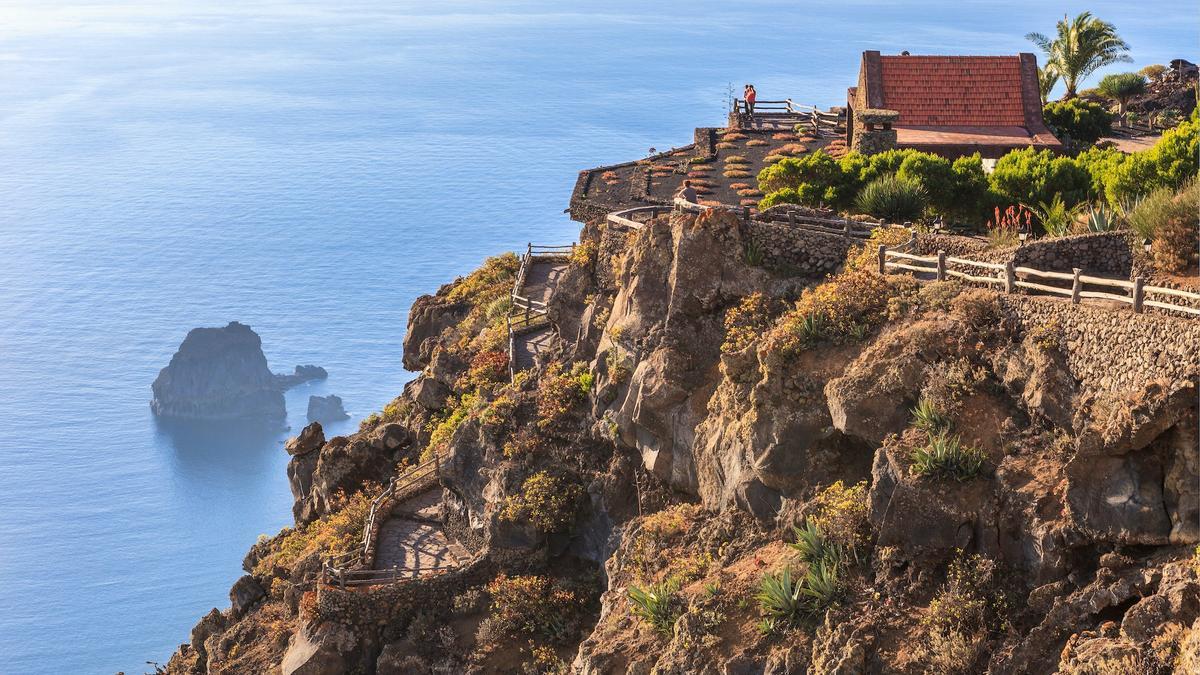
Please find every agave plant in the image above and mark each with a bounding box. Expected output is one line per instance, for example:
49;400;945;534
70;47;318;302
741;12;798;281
756;568;805;624
910;433;986;481
627;577;681;634
797;311;825;344
911;396;952;433
790;520;841;566
1085;203;1123;232
800;559;842;611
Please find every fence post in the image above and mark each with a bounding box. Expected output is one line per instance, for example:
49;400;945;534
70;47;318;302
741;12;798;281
877;245;887;275
742;206;750;224
843;221;851;238
1071;268;1082;304
1004;261;1016;293
1132;276;1145;313
787;212;795;227
936;250;946;281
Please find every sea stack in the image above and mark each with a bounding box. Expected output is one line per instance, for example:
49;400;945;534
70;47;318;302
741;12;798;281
151;321;286;421
306;394;349;424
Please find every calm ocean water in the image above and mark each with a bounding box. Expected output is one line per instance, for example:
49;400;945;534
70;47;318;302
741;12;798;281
0;2;1191;672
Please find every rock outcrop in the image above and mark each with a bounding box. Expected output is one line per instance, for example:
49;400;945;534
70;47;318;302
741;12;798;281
306;394;348;424
151;322;327;422
151;322;287;421
164;206;1200;675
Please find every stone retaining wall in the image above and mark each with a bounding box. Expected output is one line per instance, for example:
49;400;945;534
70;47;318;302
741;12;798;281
998;294;1200;395
745;220;858;278
914;232;1134;278
316;558;497;630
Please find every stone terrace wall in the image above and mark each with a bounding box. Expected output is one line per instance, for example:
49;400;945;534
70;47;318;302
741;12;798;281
998;294;1200;395
316;558;498;630
746;220;857;278
1012;232;1132;277
914;232;1134;277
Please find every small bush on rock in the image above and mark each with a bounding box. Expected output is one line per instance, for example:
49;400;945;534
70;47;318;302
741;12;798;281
722;292;780;353
910;433;985;481
806;480;872;557
499;471;583;532
483;574;587;646
628;577;682;635
855;174;928;222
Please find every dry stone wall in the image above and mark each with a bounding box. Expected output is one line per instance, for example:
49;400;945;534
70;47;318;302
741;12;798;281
914;232;1134;278
999;295;1200;395
745;220;857;278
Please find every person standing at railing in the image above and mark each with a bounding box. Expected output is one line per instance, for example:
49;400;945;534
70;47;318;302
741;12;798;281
676;180;698;204
744;84;756;118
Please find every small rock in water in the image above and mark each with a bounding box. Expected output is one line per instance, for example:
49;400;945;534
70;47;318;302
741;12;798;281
307;394;349;423
276;364;329;389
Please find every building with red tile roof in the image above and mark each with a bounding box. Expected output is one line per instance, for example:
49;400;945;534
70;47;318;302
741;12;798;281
847;51;1062;158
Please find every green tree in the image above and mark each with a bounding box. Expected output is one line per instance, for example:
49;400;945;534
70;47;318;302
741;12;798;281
1097;72;1147;117
1042;98;1113;144
1026;12;1132;98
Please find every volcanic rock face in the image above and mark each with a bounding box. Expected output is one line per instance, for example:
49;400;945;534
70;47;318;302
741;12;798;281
151;322;287;421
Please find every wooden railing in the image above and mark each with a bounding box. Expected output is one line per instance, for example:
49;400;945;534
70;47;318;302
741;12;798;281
877;245;1200;317
506;242;575;380
323;452;444;589
760;210;875;239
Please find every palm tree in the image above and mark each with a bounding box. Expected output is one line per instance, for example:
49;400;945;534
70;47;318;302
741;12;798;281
1027;12;1132;98
1098;72;1147;117
1037;66;1060;104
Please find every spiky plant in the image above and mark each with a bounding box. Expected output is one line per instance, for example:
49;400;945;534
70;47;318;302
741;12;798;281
910;433;986;481
911;396;952;434
627;577;681;635
756;568;805;624
800;559;842;611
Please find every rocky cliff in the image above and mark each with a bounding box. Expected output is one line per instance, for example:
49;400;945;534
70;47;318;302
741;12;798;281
151;322;325;421
163;210;1200;675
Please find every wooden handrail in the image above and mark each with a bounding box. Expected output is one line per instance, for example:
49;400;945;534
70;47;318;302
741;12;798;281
878;245;1200;316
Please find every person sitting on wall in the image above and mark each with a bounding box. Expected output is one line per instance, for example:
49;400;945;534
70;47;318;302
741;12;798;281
676;180;698;204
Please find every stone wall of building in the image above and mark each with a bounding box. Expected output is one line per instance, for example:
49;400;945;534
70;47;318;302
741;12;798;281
998;294;1200;395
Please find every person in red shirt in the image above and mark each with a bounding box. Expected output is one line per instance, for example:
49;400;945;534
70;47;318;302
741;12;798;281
744;84;757;119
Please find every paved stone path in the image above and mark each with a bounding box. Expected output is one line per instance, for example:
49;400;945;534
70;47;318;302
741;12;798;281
512;258;568;372
372;489;469;577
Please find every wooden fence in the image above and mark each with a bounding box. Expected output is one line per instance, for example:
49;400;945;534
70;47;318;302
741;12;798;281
878;245;1200;316
506;242;575;380
323;452;444;589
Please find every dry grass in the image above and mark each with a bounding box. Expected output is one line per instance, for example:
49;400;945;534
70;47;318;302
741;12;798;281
772;132;800;141
737;188;763;197
723;169;752;179
601;171;618;181
689;178;716;188
723;155;750;165
695;187;714;195
699;199;723;207
721;132;748;141
746;139;769;147
740;198;758;207
729;182;752;190
715;142;737;150
687;168;713;177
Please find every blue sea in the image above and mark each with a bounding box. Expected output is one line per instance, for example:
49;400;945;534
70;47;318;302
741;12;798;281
0;2;1192;672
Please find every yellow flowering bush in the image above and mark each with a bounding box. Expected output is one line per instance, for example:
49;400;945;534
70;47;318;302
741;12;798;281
722;292;780;353
499;471;583;532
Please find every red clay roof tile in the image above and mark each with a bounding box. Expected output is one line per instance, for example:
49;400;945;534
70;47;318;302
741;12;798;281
879;56;1026;127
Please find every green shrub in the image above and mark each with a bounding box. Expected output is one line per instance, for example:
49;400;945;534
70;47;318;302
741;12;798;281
1042;98;1113;144
1102;117;1198;203
757;151;846;205
912;396;952;434
722;292;779;353
1026;193;1084;237
499;471;583;532
484;574;587;645
628;577;681;634
801;560;842;611
990;148;1091;207
910;433;986;481
1139;64;1167;80
806;481;872;557
855;174;928;222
